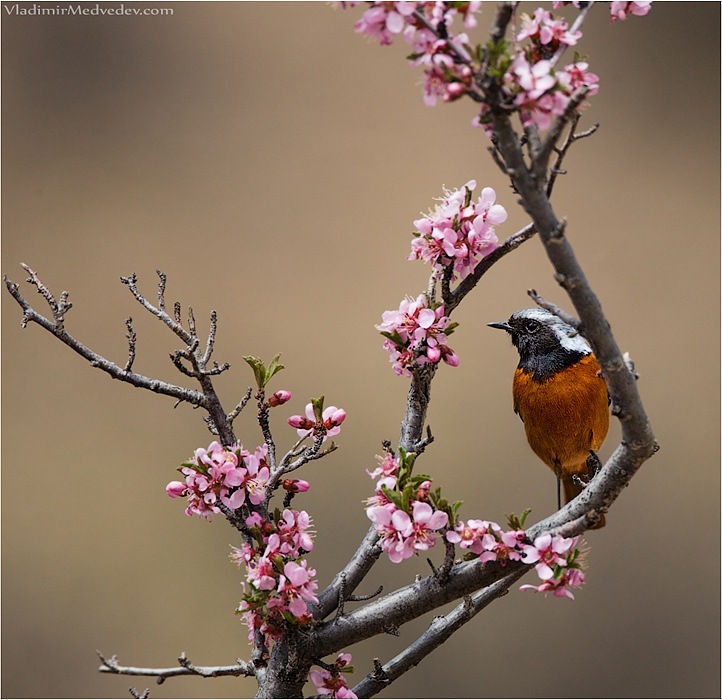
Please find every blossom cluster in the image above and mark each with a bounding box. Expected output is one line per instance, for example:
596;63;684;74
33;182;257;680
350;1;481;106
234;507;319;641
450;523;586;598
342;2;651;131
365;451;587;598
365;450;451;563
377;294;458;377
309;653;357;699
166;440;270;520
608;1;653;23
519;532;587;599
408;180;507;280
494;6;601;131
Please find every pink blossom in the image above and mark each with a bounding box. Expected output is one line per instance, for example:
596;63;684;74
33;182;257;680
365;476;398;509
353;1;415;46
406;501;449;553
366;505;414;563
169;441;276;519
516;7;582;58
229;542;255;567
610;1;652;23
513;57;556;99
367;452;400;480
277;509;315;556
378;294;458;377
245;512;265;530
481;529;526;563
237;444;270;506
521;533;578;580
562;61;600;98
520;566;585;599
276;560;319;617
446;519;500;560
247;555;278;591
292;403;346;441
309;653;357;699
408;181;504;281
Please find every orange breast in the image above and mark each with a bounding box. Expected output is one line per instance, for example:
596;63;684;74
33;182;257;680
512;354;609;478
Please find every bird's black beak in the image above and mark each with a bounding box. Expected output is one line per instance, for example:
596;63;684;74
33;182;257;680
488;321;512;332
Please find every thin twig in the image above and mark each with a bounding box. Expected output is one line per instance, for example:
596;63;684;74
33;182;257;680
526;289;581;329
97;651;255;684
124;317;137;372
227;386;253;425
546;117;600;197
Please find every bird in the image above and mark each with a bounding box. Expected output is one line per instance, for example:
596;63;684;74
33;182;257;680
489;308;609;528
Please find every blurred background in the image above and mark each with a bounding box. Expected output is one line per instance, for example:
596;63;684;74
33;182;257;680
2;2;719;698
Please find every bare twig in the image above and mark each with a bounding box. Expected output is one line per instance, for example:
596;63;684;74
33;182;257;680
227;386;253;425
18;262;72;330
534;87;591;185
202;310;218;366
526;288;581;329
546;117;600;197
97;651;254;684
121;272;192;345
5;268;237;444
124;317;137;373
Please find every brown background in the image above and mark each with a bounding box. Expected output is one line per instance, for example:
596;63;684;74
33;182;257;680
2;2;719;698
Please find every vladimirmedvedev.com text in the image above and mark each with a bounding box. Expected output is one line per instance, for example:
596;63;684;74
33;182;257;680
3;4;173;16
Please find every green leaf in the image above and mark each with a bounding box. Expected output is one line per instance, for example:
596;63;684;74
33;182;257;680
242;353;284;390
380;484;403;510
506;508;532;531
243;355;268;391
265;352;285;384
310;396;325;423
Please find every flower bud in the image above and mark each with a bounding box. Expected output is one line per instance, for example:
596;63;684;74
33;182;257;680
282;478;311;493
288;415;314;429
326;408;346;428
443;350;460;367
426;345;441;363
166;481;187;498
268;390;292;407
416;479;432;501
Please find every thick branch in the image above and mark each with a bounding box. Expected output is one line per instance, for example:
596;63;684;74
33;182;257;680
312;525;382;620
310;557;530;659
351;567;527;698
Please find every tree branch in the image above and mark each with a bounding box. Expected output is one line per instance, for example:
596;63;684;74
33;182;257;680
351;567;528;698
97;651;255;684
5;267;237;444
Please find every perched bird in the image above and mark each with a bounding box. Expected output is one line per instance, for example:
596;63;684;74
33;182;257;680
489;308;609;528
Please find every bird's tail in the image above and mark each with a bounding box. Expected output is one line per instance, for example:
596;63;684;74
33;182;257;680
563;476;606;529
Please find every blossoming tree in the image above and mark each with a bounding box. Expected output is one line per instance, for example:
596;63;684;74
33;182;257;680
4;2;657;698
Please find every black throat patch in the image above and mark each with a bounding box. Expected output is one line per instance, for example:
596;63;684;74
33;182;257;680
518;349;587;382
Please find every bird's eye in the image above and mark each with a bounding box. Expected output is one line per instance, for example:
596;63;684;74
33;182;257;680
524;319;540;333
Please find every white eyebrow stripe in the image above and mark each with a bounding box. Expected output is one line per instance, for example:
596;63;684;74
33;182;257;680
513;308;592;355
